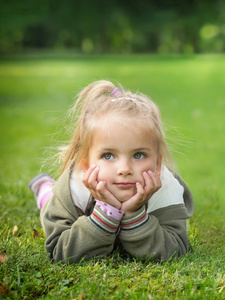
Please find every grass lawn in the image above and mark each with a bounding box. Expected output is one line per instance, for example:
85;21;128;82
0;53;224;299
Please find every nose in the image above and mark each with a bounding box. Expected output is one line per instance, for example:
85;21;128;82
117;159;133;176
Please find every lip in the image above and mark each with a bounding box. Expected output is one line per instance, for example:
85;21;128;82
115;182;136;189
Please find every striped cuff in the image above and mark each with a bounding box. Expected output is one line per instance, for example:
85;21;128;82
120;206;149;231
89;205;120;234
95;200;124;221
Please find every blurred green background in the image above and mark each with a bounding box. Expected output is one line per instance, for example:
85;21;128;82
0;0;225;55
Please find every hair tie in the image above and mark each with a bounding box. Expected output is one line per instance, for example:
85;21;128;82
110;87;121;97
111;97;137;102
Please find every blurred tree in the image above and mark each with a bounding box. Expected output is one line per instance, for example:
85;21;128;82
0;0;224;54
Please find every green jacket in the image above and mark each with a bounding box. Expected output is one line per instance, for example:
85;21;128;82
40;163;194;264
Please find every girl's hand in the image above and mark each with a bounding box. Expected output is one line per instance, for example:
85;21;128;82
121;170;162;216
82;165;122;210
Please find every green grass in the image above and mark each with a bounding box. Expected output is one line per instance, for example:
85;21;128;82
0;53;225;299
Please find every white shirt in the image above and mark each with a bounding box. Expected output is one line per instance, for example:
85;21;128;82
70;165;184;213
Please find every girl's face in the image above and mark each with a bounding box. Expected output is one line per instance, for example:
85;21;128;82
82;116;162;203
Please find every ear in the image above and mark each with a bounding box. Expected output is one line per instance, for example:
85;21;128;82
81;159;89;173
155;153;163;176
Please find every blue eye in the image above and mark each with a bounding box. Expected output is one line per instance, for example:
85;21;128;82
134;152;145;159
103;153;114;160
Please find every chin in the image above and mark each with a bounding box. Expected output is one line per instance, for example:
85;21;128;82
117;193;135;203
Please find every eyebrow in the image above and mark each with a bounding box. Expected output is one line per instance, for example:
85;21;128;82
97;147;152;153
133;148;152;152
97;148;116;153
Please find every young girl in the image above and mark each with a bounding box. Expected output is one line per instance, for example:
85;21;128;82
29;80;194;264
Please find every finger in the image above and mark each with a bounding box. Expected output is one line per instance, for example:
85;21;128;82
96;181;115;200
147;170;162;191
122;182;145;214
85;180;105;200
129;182;144;203
82;164;96;184
136;181;144;195
87;166;99;188
96;180;106;192
96;181;121;209
142;171;154;189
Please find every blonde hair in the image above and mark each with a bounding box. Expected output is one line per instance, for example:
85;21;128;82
60;80;173;174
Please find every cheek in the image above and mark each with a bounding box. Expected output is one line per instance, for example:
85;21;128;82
145;158;158;172
138;160;155;173
96;165;110;182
